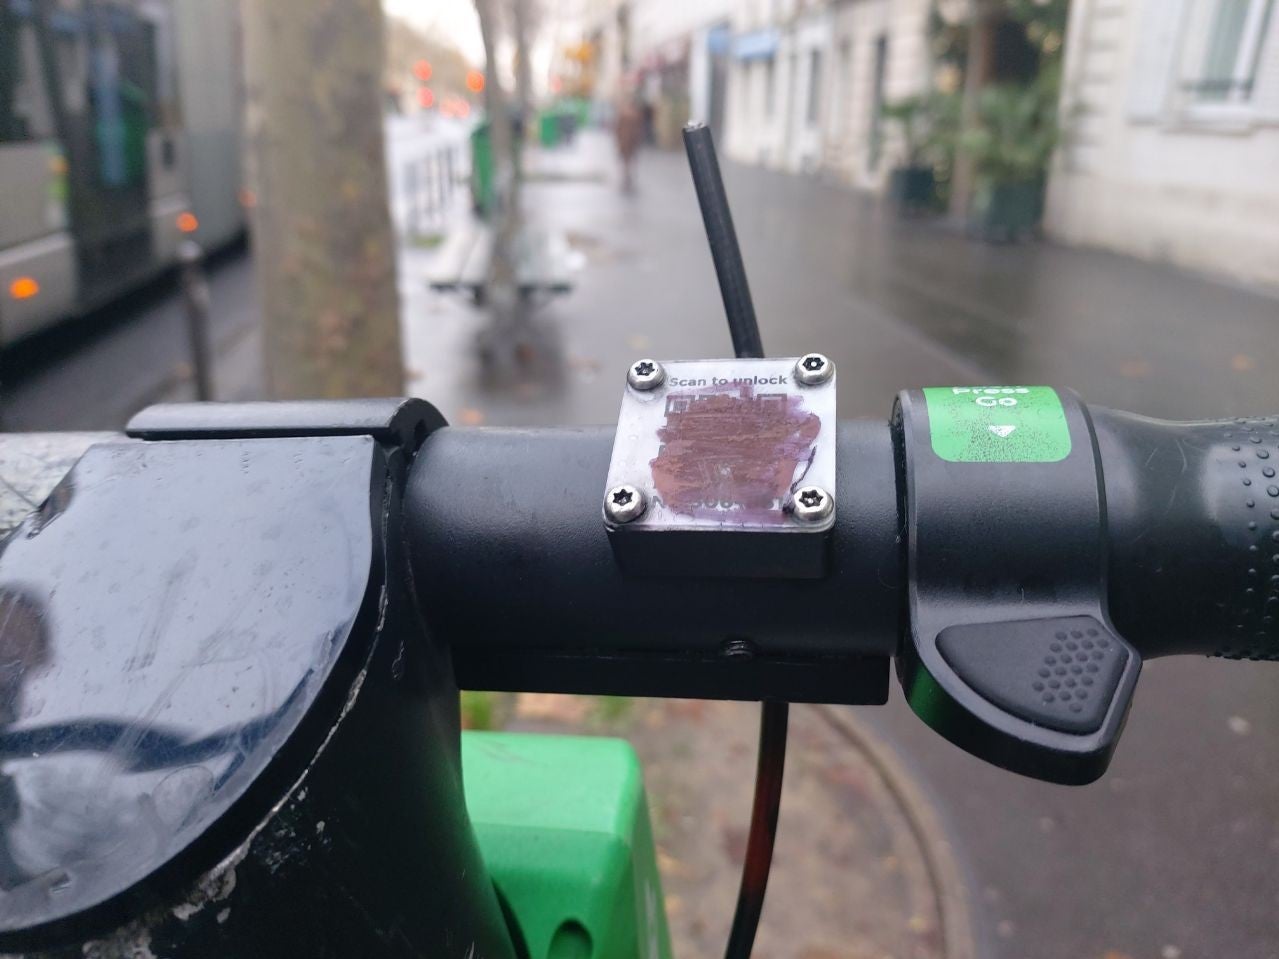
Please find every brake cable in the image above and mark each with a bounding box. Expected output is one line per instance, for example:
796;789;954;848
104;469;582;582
683;121;788;959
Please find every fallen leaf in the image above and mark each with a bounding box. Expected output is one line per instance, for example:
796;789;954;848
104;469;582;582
567;354;601;372
906;914;931;933
822;763;872;796
666;699;708;721
513;693;590;723
657;849;693;878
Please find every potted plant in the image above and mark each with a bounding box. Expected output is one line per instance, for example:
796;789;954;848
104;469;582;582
881;96;937;215
958;73;1060;241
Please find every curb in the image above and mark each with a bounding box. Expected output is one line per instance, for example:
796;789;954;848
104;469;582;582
811;703;979;959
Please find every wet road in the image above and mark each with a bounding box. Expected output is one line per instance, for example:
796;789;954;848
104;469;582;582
402;133;1279;959
1;246;259;431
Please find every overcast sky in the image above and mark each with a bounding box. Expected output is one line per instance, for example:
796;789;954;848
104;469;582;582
383;0;485;63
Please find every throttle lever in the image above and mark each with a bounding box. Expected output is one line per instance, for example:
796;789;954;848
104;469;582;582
894;386;1141;785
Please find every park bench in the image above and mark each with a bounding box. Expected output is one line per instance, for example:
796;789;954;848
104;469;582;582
428;220;573;304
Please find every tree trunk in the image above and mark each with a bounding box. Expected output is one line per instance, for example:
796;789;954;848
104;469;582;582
948;0;997;221
511;0;533;188
241;0;404;398
473;0;521;322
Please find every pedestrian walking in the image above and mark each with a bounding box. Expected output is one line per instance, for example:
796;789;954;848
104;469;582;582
615;94;644;194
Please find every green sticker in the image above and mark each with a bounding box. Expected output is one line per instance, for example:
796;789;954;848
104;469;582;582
923;386;1071;463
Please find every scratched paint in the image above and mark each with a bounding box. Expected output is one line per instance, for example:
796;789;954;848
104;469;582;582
650;383;821;521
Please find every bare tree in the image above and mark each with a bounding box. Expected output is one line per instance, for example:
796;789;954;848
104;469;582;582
511;0;536;156
241;0;404;398
472;0;523;333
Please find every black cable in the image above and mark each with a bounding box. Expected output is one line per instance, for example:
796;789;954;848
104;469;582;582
723;700;789;959
681;120;786;959
682;122;764;359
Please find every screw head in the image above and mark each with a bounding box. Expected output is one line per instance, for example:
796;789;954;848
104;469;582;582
604;484;647;524
791;485;833;523
627;359;666;391
794;353;834;386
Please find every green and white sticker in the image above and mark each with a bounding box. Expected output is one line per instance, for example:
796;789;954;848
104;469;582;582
923;386;1071;463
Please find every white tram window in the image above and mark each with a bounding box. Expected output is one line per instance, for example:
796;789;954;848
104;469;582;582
1;18;55;142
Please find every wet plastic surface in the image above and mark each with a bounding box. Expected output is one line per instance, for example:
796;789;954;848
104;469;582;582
0;433;110;538
0;435;379;934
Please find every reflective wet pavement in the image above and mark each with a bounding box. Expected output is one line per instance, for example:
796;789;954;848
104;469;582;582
2;247;260;431
402;132;1279;430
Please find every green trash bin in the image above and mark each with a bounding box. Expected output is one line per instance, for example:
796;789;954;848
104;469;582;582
470;121;494;217
539;109;561;148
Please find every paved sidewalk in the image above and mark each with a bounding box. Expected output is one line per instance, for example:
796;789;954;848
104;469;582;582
2;249;261;430
401;130;1279;428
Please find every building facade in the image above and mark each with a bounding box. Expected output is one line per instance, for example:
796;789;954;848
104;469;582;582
579;0;738;144
722;0;933;186
583;0;1279;290
1046;0;1279;289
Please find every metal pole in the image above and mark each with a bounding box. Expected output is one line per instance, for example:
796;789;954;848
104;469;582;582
405;162;419;237
427;159;437;228
445;146;455;206
427;152;439;226
681;121;764;359
178;240;214;402
435;149;448;222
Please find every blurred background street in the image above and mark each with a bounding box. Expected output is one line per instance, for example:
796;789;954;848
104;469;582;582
2;0;1279;957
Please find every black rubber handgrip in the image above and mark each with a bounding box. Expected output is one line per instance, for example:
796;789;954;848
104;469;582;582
1094;407;1279;661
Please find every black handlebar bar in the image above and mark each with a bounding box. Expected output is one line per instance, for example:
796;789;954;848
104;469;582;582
407;408;1279;667
405;395;1279;783
1096;408;1279;661
407;421;900;703
2;395;1276;787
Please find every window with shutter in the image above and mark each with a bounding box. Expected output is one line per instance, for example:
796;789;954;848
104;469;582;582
1183;0;1274;103
1127;0;1190;121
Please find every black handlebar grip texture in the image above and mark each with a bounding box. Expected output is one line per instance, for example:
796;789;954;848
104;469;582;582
1094;407;1279;661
